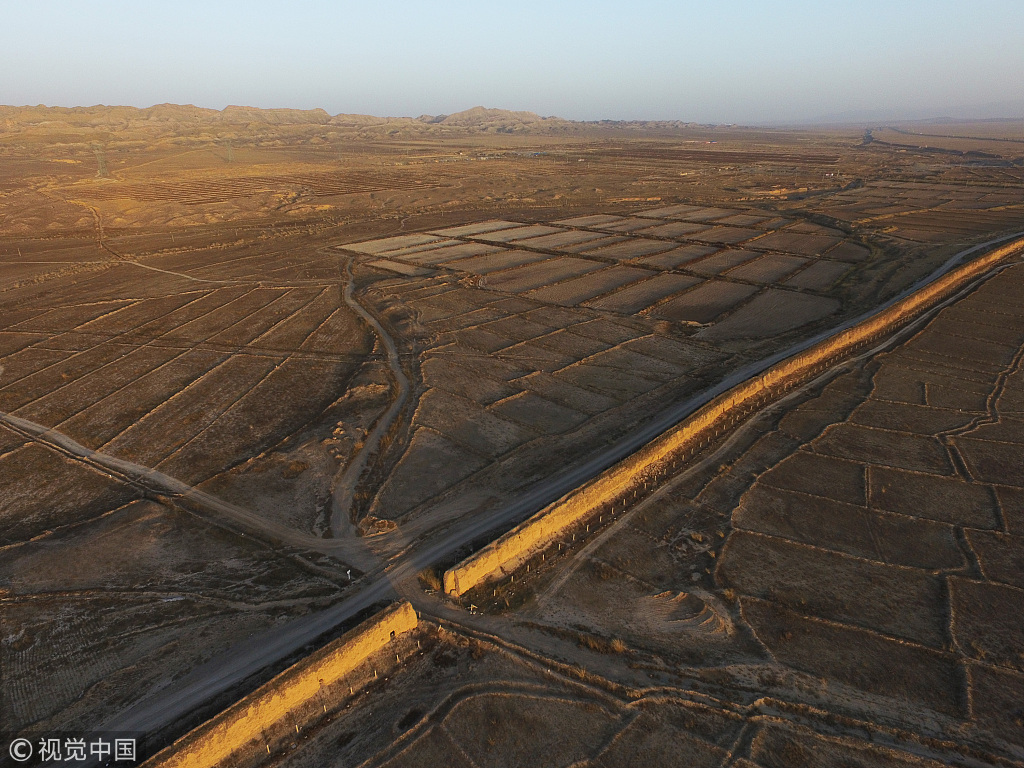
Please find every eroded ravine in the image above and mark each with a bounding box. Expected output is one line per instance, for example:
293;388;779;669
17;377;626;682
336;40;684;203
328;254;412;538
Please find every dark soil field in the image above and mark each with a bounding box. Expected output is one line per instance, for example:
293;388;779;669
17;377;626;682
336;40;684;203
2;105;1023;764
446;260;1024;768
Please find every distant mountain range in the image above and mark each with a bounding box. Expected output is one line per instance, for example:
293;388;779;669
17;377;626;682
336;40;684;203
0;104;577;135
2;103;1021;139
0;104;735;150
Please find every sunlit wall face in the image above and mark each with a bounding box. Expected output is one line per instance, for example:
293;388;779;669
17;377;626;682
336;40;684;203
2;0;1022;123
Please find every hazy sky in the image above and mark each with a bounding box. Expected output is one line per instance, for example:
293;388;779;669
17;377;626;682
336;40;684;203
2;0;1022;123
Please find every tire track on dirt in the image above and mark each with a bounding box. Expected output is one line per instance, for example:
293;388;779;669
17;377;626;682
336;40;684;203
0;409;378;568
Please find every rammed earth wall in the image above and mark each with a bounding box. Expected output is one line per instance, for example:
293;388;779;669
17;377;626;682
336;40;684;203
143;601;418;768
444;237;1024;597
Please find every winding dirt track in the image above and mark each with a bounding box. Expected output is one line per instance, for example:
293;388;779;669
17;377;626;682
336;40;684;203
328;255;411;538
4;231;1021;741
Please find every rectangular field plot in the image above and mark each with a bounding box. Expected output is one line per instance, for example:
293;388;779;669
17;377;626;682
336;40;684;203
556;235;630;254
498;340;579;372
0;444;138;544
553;214;625;227
635;204;705;219
52;351;223;449
0;343;133;412
523;265;653;306
475;315;556;343
103;353;280;466
672;206;737;222
443;249;547;275
474;225;565;243
715;213;773;227
421;357;519;405
429;220;523;237
157;357;358;483
699;289;840;342
514;230;612;249
687;249;759;276
0;332;43;359
367;259;435;276
521;306;590;331
207;288;323;347
581;239;677;261
301;305;371;355
652;281;759;323
725;254;808;283
891;228;955;244
751;231;843;256
481;258;605;293
568;318;643;345
690;226;760;244
427;307;509;335
531;329;610;360
488;391;588;435
585;346;688;380
788;222;845;236
14;345;183;427
782;260;851;290
160;288;288;343
826;241;871;262
621;334;724;368
407;293;499;325
402;242;505;264
554;362;662;401
637;221;711;239
514;370;618;414
599;217;666;232
586;273;701;314
344;233;445;254
72;293;204;336
371;239;462;258
52;350;217;450
638;245;718;269
250;290;336;350
120;286;253;340
9;300;134;334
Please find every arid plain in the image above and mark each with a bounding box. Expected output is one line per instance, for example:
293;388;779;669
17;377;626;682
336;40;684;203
1;105;1023;766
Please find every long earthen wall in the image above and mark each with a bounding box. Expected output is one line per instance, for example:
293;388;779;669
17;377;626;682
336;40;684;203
142;601;418;768
444;238;1024;596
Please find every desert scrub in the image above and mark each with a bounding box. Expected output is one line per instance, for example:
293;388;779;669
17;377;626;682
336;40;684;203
418;568;442;592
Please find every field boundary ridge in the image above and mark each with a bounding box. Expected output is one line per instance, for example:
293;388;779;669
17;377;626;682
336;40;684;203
443;236;1024;597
